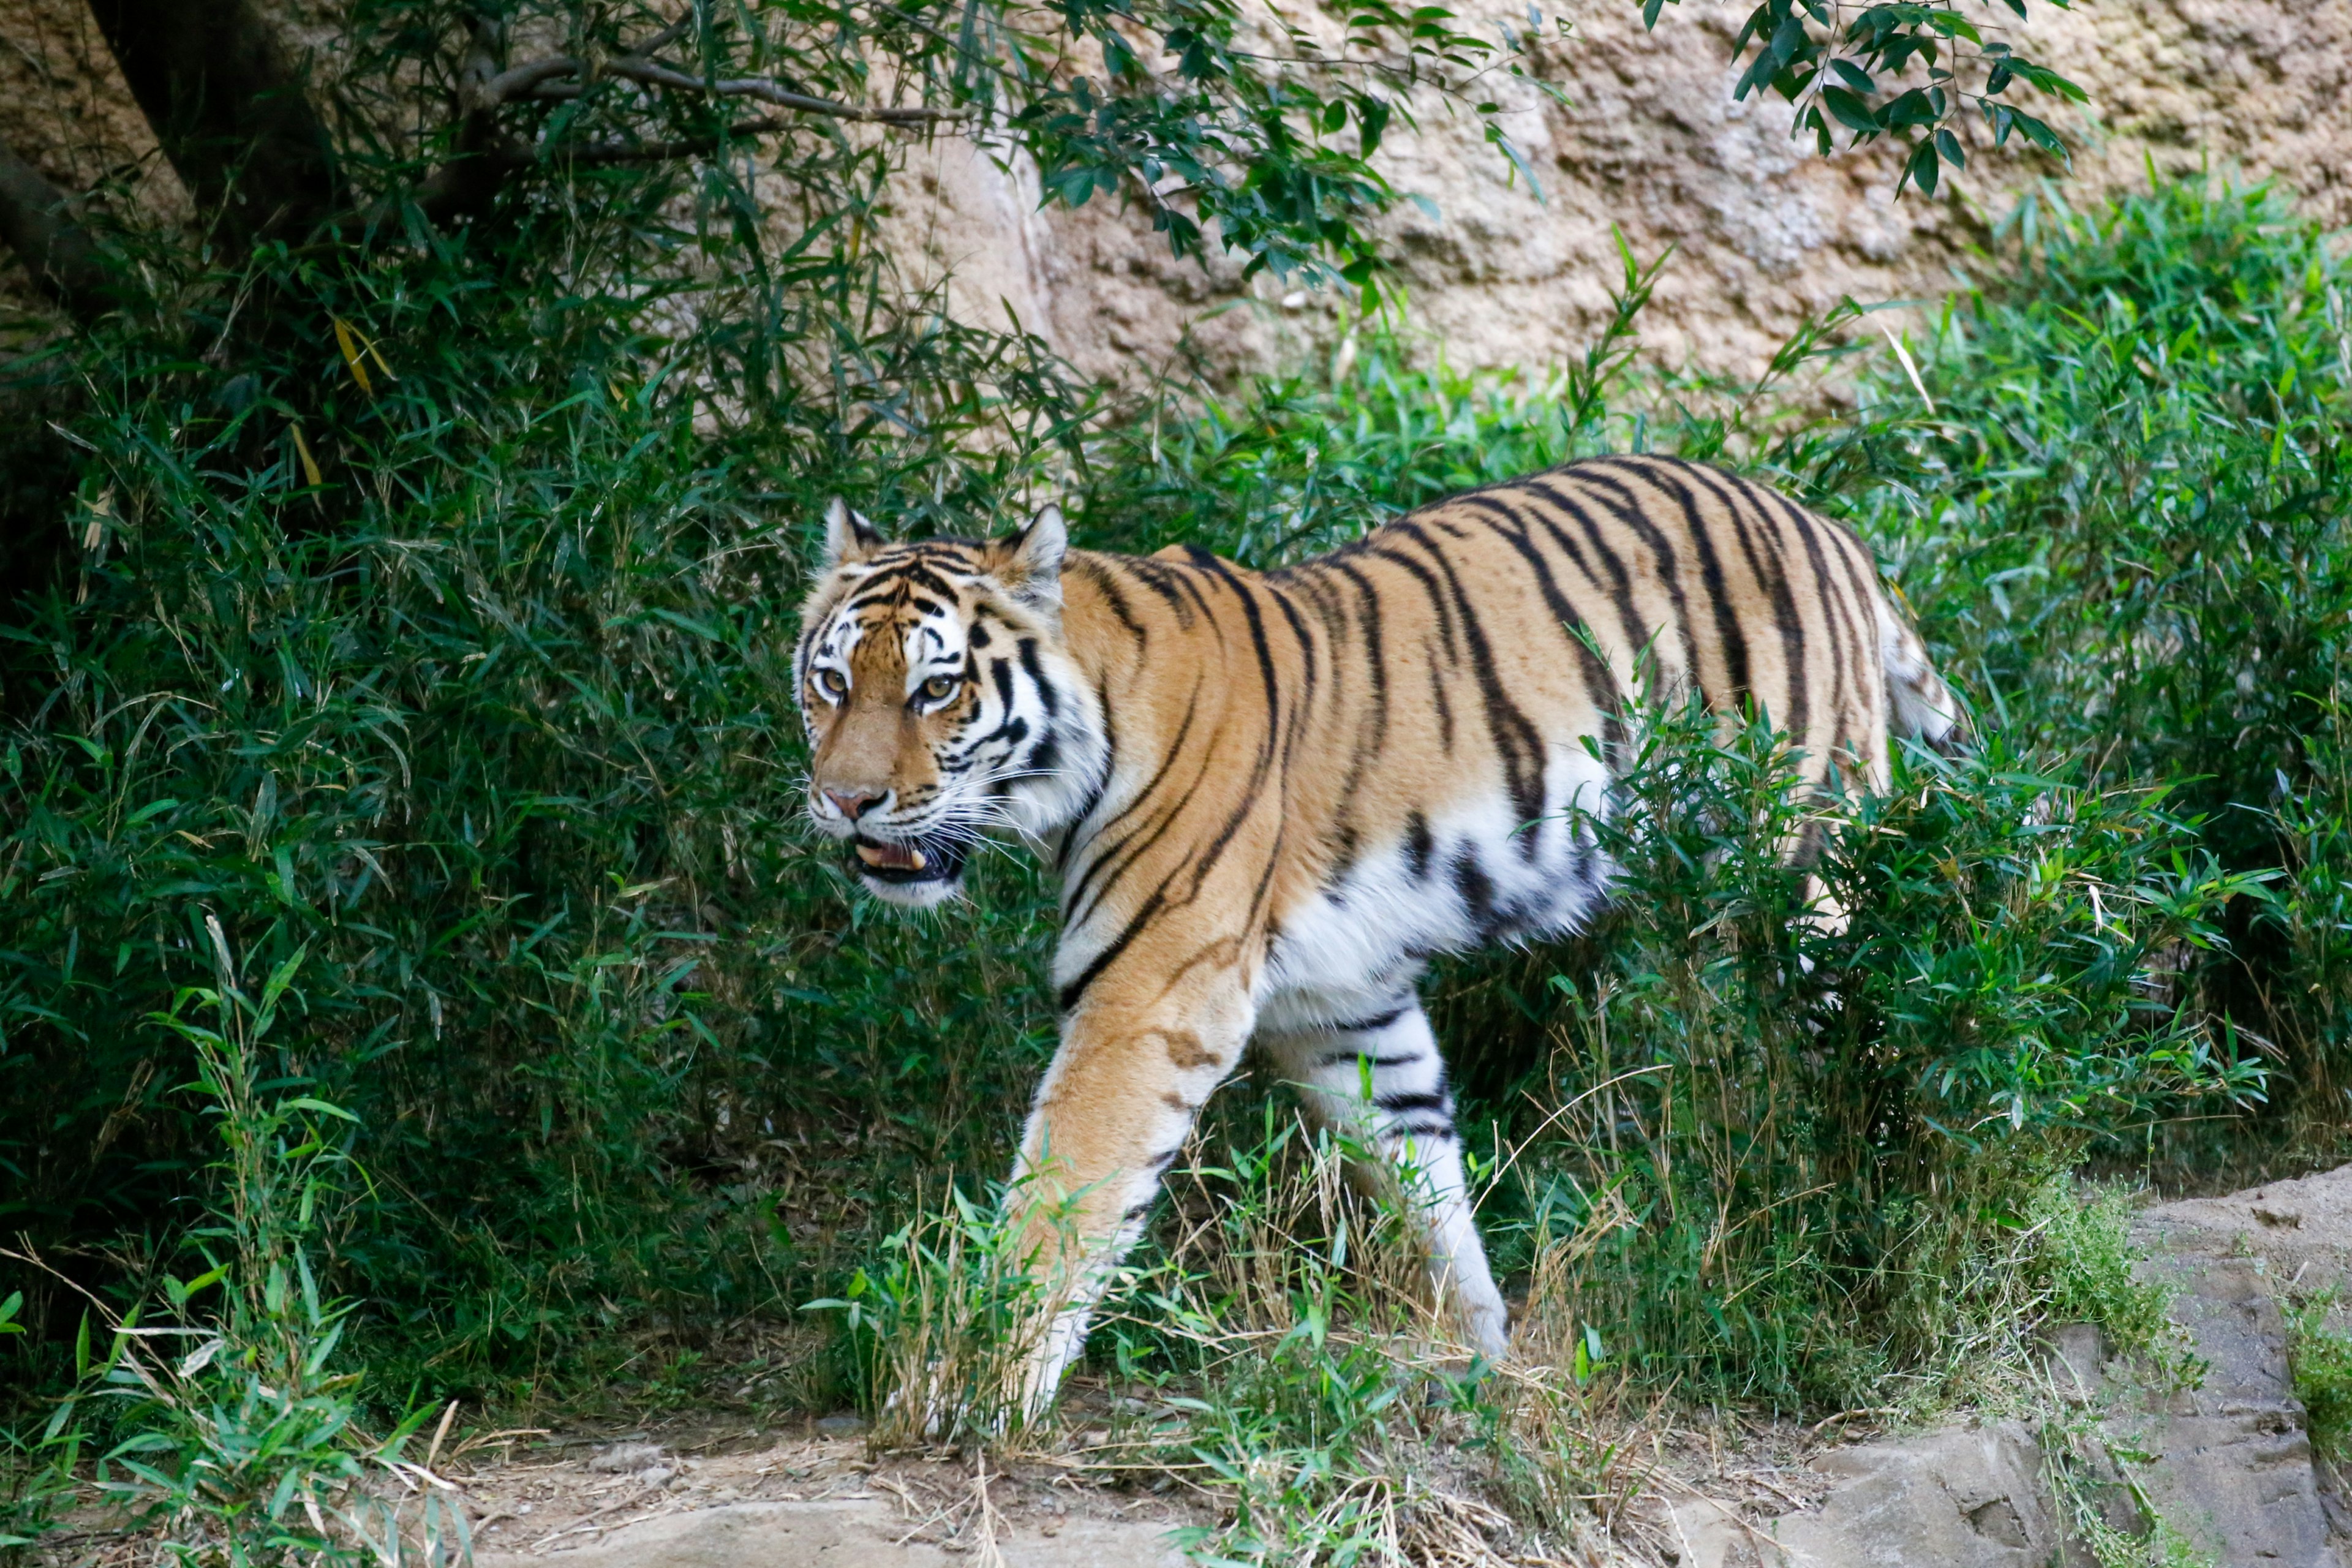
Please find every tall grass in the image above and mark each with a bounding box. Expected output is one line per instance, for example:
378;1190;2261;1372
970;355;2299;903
0;130;1080;1408
3;173;2348;1476
5;946;464;1564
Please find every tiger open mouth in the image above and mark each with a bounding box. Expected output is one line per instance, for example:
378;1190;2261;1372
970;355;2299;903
850;833;968;887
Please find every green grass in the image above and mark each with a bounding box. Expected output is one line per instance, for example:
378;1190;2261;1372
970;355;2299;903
2287;1292;2352;1466
5;170;2352;1561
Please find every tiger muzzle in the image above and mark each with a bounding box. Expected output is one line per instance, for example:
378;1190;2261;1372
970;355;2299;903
850;831;968;890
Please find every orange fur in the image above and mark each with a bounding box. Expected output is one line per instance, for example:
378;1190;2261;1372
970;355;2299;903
794;457;1958;1415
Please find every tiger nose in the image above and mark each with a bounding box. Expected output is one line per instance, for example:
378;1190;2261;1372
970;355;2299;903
823;787;885;821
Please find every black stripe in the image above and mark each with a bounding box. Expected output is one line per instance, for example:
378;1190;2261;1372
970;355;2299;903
1074;556;1149;641
1062;684;1203;924
1375;1090;1450;1115
1762;485;1867;774
1688;463;1808;742
1404;811;1433;879
1119;555;1197;625
1460;488;1625;808
1389;516;1548;832
1059;903;1158;1013
1626;459;1754;708
1314;1047;1425;1069
1016;636;1060;715
973;716;1028;748
1452;847;1498;935
1558;464;1700;690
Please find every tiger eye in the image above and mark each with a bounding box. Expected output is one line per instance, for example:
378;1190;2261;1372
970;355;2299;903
816;669;847;699
920;674;958;703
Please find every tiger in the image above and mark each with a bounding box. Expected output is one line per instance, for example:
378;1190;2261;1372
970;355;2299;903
793;454;1960;1419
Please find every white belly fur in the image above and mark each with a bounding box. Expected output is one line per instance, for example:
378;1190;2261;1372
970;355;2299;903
1257;742;1613;1030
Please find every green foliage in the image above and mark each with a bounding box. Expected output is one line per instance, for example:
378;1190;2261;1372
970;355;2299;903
1078;172;2346;1409
1636;1;2086;195
805;1172;1081;1445
1442;696;2259;1407
2286;1292;2352;1466
0;92;1074;1402
2027;1183;2175;1362
7;951;460;1565
8;165;2352;1466
1106;1114;1465;1566
1845;178;2352;1141
339;0;1556;295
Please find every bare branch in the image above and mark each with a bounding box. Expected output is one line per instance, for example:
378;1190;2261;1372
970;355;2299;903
486;53;963;126
0;135;113;322
597;58;965;125
399;19;962;227
402;24;523;225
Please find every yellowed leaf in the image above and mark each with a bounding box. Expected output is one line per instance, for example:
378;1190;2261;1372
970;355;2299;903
290;423;323;488
332;317;373;396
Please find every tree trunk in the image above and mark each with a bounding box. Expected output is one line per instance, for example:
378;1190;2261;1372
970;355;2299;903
0;137;111;322
86;0;342;246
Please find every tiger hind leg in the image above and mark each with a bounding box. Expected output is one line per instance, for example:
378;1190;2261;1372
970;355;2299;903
1264;1000;1510;1360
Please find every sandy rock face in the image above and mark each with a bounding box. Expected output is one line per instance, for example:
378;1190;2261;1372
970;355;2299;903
2;2;2346;382
883;0;2352;387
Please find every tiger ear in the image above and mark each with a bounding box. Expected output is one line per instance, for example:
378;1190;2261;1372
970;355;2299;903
993;503;1066;612
819;497;881;573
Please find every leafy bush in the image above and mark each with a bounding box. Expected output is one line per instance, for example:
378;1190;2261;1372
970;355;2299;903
2288;1292;2352;1468
1436;698;2260;1408
0;139;1079;1404
1842;179;2352;1142
9;948;462;1565
6;170;2350;1460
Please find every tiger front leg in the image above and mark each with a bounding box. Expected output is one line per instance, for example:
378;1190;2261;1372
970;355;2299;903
1002;981;1253;1423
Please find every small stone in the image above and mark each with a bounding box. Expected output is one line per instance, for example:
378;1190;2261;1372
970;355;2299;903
589;1442;663;1474
637;1465;674;1488
815;1412;869;1436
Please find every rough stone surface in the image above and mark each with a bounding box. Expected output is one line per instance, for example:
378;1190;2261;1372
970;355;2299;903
2137;1159;2352;1301
878;0;2352;387
1656;1167;2352;1567
2111;1183;2352;1567
5;2;2350;381
1762;1424;2060;1567
1665;1425;2060;1568
473;1498;1188;1568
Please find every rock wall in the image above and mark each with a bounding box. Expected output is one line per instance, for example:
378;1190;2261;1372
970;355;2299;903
884;0;2352;387
3;2;2346;383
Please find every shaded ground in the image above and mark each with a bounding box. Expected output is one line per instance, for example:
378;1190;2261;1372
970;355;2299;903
454;1162;2352;1567
21;1165;2352;1566
456;1417;1211;1564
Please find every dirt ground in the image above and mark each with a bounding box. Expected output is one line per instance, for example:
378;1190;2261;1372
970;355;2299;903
454;1413;1213;1562
439;1390;1853;1566
20;1159;2351;1566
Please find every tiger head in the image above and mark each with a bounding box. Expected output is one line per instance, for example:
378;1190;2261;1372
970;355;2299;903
793;499;1109;908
